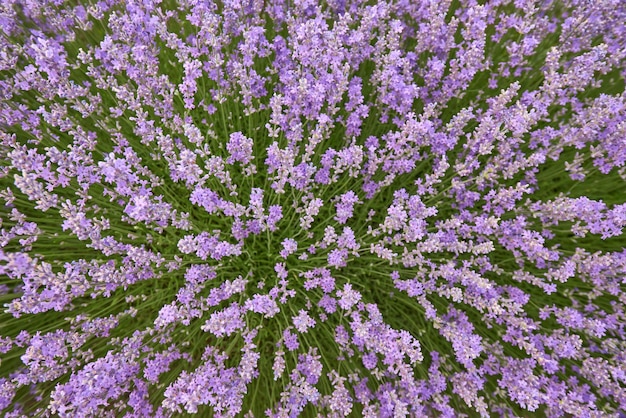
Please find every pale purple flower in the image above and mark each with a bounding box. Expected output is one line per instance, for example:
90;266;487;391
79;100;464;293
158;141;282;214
292;309;315;333
1;0;625;416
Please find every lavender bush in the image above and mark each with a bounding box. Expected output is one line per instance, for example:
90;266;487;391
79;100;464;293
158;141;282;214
1;0;625;416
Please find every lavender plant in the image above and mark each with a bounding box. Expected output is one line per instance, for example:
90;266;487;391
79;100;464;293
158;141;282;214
1;0;625;416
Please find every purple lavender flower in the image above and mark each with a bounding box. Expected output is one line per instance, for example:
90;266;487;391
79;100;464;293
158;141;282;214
1;0;625;416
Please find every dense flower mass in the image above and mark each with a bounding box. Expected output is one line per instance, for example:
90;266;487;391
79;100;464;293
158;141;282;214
1;0;625;416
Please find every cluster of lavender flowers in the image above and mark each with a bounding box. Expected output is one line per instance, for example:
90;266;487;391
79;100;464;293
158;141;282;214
1;0;625;416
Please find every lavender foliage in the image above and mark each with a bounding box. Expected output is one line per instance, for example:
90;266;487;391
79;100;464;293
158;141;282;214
1;0;625;416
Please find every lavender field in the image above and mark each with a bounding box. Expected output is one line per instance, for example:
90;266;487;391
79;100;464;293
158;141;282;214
0;0;625;416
